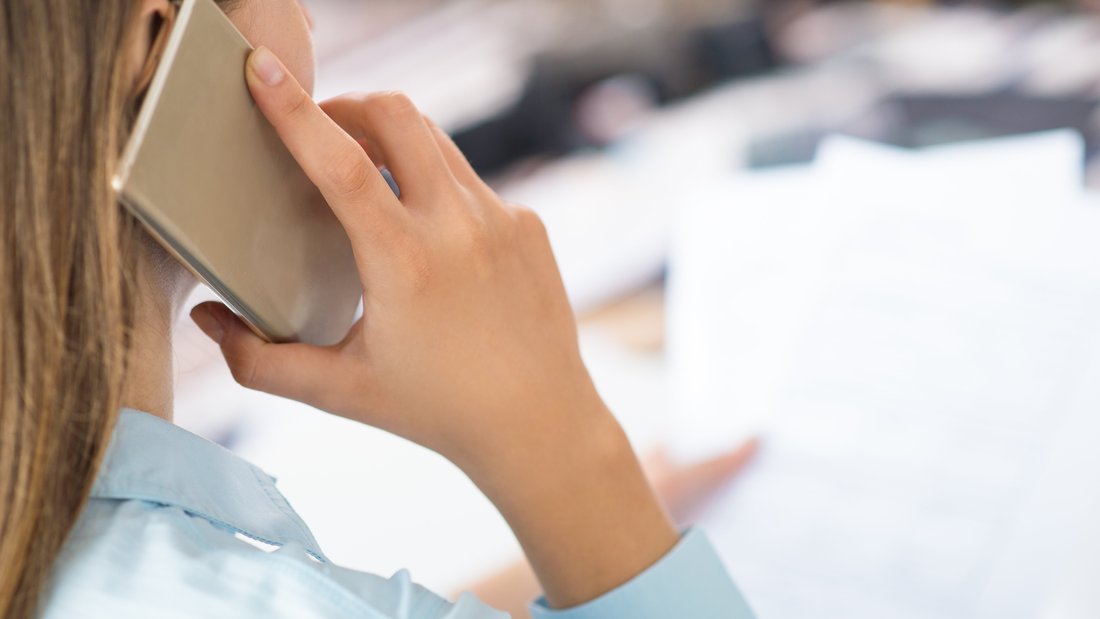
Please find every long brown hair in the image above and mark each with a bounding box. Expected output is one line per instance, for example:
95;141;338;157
0;1;227;616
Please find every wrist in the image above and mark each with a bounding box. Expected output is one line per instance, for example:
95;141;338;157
461;397;678;609
463;398;626;506
447;372;618;484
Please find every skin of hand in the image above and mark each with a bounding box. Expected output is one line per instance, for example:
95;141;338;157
465;440;759;618
189;46;680;609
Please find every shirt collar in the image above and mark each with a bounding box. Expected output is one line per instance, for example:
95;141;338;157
91;409;327;562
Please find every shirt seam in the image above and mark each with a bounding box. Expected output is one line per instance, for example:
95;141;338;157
91;480;324;562
84;499;394;618
247;463;328;563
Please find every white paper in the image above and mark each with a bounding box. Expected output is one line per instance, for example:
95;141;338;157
668;132;1100;618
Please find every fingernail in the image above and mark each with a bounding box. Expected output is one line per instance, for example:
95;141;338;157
192;307;226;344
250;46;285;86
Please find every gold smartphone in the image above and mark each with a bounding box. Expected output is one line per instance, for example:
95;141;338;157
114;0;361;346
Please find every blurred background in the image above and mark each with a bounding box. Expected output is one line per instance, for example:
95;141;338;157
174;1;1100;617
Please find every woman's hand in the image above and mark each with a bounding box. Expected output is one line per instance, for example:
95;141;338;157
194;67;587;473
190;46;678;609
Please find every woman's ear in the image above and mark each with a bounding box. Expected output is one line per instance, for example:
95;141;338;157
126;0;174;95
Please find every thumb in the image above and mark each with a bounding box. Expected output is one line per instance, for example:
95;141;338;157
190;302;352;408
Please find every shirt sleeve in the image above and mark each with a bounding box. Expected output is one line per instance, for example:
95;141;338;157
528;529;754;619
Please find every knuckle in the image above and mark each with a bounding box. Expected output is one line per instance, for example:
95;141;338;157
453;208;494;254
324;150;373;198
364;91;419;123
227;348;265;391
510;204;548;237
320;92;357;112
281;86;313;120
443;214;499;283
465;225;495;264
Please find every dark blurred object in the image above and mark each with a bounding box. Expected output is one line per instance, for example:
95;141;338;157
451;0;1100;178
694;18;777;86
747;93;1098;168
454;15;778;176
868;93;1098;151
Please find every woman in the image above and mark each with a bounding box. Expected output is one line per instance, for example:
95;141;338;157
0;1;755;617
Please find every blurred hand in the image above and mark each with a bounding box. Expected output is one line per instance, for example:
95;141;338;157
645;439;759;524
190;46;678;609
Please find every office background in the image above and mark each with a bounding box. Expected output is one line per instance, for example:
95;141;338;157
173;2;1100;617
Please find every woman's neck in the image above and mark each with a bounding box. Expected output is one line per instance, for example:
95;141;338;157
119;245;197;422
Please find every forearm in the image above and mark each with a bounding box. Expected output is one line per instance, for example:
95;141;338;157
465;407;679;610
462;435;762;615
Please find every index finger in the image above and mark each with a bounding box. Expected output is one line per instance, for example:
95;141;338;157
245;46;404;245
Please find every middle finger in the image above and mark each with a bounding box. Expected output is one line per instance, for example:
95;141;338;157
321;92;456;204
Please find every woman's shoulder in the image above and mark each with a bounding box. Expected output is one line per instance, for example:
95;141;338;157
38;411;507;618
39;497;503;619
41;499;348;618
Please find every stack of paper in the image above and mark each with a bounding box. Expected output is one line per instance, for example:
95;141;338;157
668;131;1100;618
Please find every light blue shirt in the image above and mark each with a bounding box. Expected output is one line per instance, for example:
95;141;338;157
42;409;754;618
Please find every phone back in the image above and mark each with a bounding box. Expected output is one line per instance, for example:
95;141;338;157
115;0;360;345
